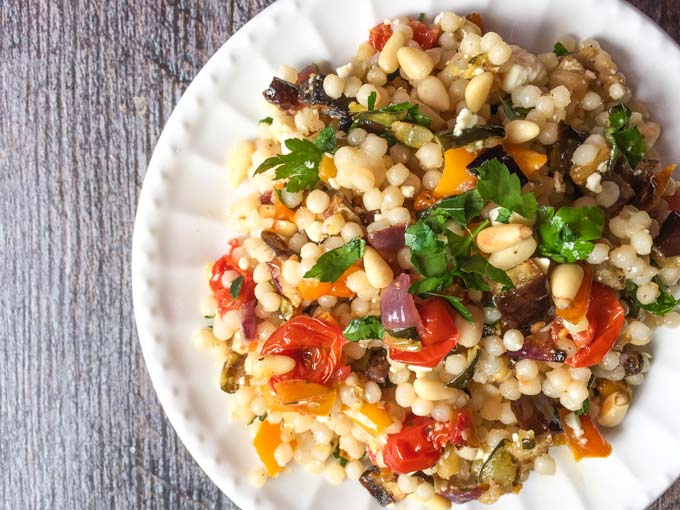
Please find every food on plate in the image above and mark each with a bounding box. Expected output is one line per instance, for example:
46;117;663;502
195;10;680;507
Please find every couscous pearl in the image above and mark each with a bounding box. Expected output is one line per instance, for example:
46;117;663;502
361;134;389;158
480;31;503;52
300;242;322;261
364;381;382;404
323;236;344;252
260;292;281;312
502;329;524;352
438;12;463;32
534;454;557;476
499;378;521;400
596;181;620;208
381;185;405;209
417;144;444;170
387;163;410;186
412;397;434;416
581;91;603;111
637;282;660;305
483;335;506;357
488;41;512;66
415;482;435;501
547;368;572;392
460;32;482;56
659;267;680;287
324;463;346;485
396;383;416;407
367;66;387;87
305;221;324;242
515;359;539;380
390;367;411;385
439;31;458;50
550;85;571;108
567;381;589;403
306;190;330;214
363;188;384;211
630;230;653;255
351;167;376;193
397;246;413;269
356;84;379;107
610;245;637;269
484;307;502;324
398;474;420;494
609;82;626;100
572;143;599;166
515;85;542;109
344;76;362;97
341;222;363;243
600;351;621;371
422;169;443;190
347;128;367;147
609;216;628;238
432;402;453;422
345;460;364;481
274;443;294;467
387;207;411;225
518;377;542;395
249;469;268;488
323;74;345;99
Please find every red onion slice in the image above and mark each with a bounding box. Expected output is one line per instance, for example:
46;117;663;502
240;300;258;341
367;225;406;252
381;274;422;331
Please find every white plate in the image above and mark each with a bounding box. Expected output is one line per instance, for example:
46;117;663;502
131;1;680;509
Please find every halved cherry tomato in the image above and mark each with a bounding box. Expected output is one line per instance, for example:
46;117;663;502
383;411;472;474
261;315;350;386
389;297;460;368
558;408;612;461
297;266;359;301
210;239;256;315
369;22;393;51
552;283;625;368
410;21;441;50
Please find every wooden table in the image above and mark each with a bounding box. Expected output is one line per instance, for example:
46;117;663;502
2;1;678;508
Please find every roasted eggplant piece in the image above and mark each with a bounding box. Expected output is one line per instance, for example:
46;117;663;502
436;125;505;150
493;260;552;333
510;394;562;434
263;77;300;111
367;225;407;252
551;122;586;175
363;348;391;385
261;230;295;258
436;480;488;504
220;351;246;394
506;330;567;362
359;466;406;506
298;73;352;131
446;346;480;389
621;350;644;376
612;158;659;210
467;145;526;184
656;211;680;257
322;192;362;223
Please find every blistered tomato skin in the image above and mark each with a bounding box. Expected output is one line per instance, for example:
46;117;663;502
210;239;256;315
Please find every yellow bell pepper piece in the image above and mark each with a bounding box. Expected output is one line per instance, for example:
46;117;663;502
318;155;337;182
262;381;337;416
504;144;548;178
433;148;478;198
344;402;393;437
253;420;283;477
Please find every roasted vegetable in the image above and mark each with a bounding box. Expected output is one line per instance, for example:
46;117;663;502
261;230;295;258
511;394;562;434
437;125;506;150
657;211;680;257
467;144;526;185
322;192;362;223
392;121;434;148
478;440;518;491
493;260;552;333
446;345;480;388
436;480;488;504
359;466;406;506
253;420;284;477
297;73;352;131
367;225;406;252
262;77;300;111
220;351;246;393
621;350;644;376
507;330;567;362
363;348;390;385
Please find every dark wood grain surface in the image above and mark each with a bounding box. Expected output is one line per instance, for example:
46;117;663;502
1;1;678;509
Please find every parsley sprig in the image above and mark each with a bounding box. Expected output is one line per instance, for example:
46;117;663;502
605;103;647;171
303;238;365;283
254;126;337;192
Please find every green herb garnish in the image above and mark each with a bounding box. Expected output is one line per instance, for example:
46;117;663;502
332;445;348;467
623;280;680;316
418;12;426;22
476;159;537;219
495;207;513;224
553;42;571;57
499;96;532;121
353;101;432;128
367;91;377;110
425;293;473;321
537;206;604;263
343;315;384;342
303;238;365;282
420;189;484;230
229;275;244;299
259;116;274;125
254;126;337;192
605;103;647;171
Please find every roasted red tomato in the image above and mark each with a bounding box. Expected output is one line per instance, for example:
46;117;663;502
551;283;625;368
261;315;350;386
410;21;441;50
389;297;460;368
383;412;472;474
210;239;256;315
369;22;393;51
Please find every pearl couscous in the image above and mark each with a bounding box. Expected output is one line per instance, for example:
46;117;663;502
198;11;680;507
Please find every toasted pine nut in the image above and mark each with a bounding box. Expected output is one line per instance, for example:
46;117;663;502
476;224;534;254
505;120;541;144
226;140;255;187
597;391;630;427
252;355;296;378
397;46;434;80
379;31;407;74
550;264;585;309
488;237;538;271
417;76;450;112
413;379;458;401
363;247;394;289
453;306;483;348
465;71;494;113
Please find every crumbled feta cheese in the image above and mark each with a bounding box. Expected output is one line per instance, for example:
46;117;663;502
564;412;588;445
453;108;478;136
586;172;603;193
502;47;547;92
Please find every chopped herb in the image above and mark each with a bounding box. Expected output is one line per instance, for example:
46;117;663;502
605;103;647;171
418;12;426;22
303;238;365;282
367;91;377;110
575;399;590;416
258;414;267;422
259;116;274;125
420;189;484;230
437;125;505;150
203;314;215;319
495;207;513;224
332;446;348;467
343;315;384;341
537;206;604;263
475;159;538;219
408;273;454;296
254;127;337;192
353;101;432;129
405;222;449;277
623;280;680;316
457;254;514;291
499;96;532;121
229;275;244;299
424;293;473;322
553;42;571;57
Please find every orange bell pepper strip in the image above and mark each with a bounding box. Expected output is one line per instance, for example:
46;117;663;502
344;402;393;437
272;184;295;222
504;144;548;179
556;265;593;324
318;155;337;183
433;148;478;198
253;420;284;477
298;266;360;301
558;408;612;461
262;381;337;416
654;163;676;200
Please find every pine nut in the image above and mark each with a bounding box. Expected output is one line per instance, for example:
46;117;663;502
464;71;494;113
413;379;458;401
550;264;585;309
363;247;394;289
252;355;296;378
476;224;534;254
505;120;541;144
397;46;434;80
416;76;450;112
379;31;407;74
226;140;255;187
488;237;538;271
596;391;630;427
454;306;484;347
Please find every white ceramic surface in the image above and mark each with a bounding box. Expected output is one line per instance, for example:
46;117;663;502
131;1;680;509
